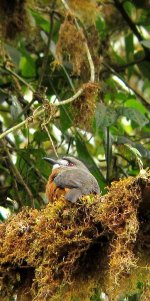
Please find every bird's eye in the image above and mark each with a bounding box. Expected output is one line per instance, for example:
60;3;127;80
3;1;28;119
68;162;74;166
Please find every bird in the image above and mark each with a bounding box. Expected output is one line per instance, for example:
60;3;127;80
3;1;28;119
43;156;100;203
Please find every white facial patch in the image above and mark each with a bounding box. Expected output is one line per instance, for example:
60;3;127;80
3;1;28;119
52;164;60;170
59;159;69;166
52;159;69;170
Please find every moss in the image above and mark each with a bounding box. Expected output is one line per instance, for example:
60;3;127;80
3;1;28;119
0;175;150;300
0;0;32;40
67;0;99;24
71;82;100;130
56;14;87;76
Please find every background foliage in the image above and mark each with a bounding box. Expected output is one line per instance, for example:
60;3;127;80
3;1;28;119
0;0;150;205
0;0;150;300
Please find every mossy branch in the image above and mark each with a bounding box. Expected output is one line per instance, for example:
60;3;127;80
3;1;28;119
0;88;84;140
0;175;150;300
61;0;95;82
0;108;44;140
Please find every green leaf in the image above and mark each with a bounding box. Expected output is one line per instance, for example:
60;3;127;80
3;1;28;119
5;44;21;68
91;288;102;301
134;143;150;159
137;281;144;290
116;142;143;171
19;56;36;78
96;17;106;40
96;104;118;128
0;206;11;221
125;33;134;78
138;60;150;80
34;131;48;144
125;33;134;60
125;144;142;158
31;10;50;33
60;105;72;132
117;136;150;159
124;1;135;15
115;92;127;103
17;148;49;178
141;40;150;49
135;50;150;80
124;98;148;114
75;135;106;192
128;293;141;301
117;107;149;126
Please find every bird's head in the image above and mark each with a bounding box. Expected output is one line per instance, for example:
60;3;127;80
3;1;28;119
43;156;88;171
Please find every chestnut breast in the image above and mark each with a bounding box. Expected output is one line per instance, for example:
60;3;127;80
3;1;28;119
46;168;70;202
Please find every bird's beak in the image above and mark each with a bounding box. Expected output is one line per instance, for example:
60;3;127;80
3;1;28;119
43;157;58;165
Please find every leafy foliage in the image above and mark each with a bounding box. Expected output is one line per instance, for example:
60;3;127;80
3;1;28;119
0;0;150;299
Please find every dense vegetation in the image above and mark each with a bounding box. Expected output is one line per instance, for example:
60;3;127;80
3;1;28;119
0;1;150;300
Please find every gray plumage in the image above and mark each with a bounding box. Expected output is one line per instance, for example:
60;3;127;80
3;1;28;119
53;157;100;203
43;156;100;203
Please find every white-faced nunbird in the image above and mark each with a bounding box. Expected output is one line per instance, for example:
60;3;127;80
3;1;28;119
44;156;100;203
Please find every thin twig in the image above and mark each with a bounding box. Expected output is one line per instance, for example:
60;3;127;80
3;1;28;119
54;87;84;106
114;0;142;41
0;108;9;113
10;98;36;122
12;178;23;207
7;152;34;202
0;108;44;140
2;140;34;207
1;57;39;128
106;127;110;184
34;6;62;20
38;7;55;89
61;65;76;92
111;56;146;72
113;0;150;58
84;42;95;82
43;124;58;158
8;144;47;184
0;64;35;92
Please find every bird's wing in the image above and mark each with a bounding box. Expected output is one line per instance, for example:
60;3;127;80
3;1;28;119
65;188;82;203
54;168;87;189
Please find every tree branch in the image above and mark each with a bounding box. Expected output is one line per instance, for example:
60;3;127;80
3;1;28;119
55;87;84;106
113;0;142;42
0;64;35;92
38;4;55;89
0;108;44;140
35;6;63;21
113;0;150;58
2;140;34;207
0;86;85;140
111;56;146;72
103;62;150;109
42;124;58;158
